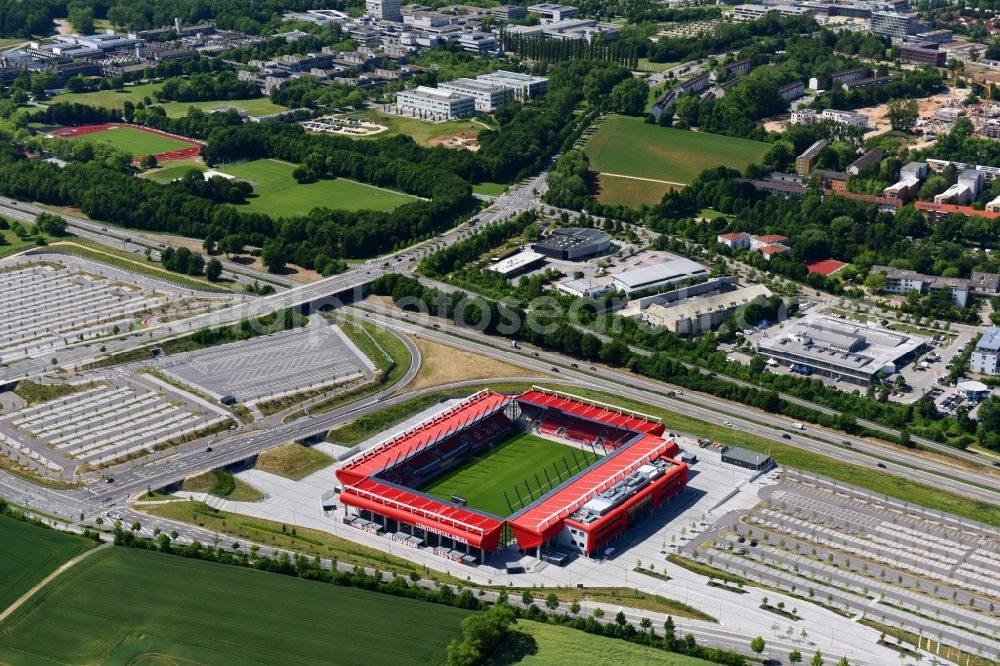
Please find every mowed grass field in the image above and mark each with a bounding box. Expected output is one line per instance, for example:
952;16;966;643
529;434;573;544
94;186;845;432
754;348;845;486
66;125;192;157
584;115;770;205
0;514;93;612
51;82;288;119
419;432;600;517
220;159;417;217
0;547;469;665
487;620;715;666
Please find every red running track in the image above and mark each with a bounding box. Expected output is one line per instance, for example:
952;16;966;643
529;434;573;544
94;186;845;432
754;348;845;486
54;123;203;164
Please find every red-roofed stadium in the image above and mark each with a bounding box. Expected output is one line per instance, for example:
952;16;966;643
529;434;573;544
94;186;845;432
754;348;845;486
335;388;688;565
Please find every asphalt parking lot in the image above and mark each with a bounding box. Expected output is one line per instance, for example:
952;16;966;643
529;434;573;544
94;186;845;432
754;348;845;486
161;323;375;403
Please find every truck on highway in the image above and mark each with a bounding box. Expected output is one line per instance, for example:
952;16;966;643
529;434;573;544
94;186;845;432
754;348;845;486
792;422;804;430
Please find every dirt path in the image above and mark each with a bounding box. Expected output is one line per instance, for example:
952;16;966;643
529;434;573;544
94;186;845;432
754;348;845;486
0;541;111;625
599;172;687;186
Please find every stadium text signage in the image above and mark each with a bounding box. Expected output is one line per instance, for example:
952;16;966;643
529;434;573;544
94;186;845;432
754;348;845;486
422;523;468;544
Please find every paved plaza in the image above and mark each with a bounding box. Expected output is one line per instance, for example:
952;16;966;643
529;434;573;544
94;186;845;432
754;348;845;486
160;323;375;404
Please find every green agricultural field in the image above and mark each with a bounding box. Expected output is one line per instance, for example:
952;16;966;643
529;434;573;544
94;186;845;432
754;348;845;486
219;159;417;217
65;126;192;157
50;82;288;119
584;115;769;203
472;182;508;197
0;514;92;612
487;620;715;666
0;547;469;665
419;432;601;517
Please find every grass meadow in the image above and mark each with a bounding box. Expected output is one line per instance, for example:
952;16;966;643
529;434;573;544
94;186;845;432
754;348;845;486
66;126;192;156
219;159;417;217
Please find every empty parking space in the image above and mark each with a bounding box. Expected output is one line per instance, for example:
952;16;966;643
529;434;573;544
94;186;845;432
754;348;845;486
160;324;374;404
0;377;233;472
685;473;1000;660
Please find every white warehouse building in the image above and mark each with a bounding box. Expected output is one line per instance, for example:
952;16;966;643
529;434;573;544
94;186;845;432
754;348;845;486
439;78;511;111
395;86;475;120
477;70;549;100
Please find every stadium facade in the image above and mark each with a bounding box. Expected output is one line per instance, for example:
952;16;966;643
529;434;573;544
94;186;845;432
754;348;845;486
335;388;688;564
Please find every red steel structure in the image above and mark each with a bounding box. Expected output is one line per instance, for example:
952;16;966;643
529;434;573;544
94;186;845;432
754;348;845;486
335;388;689;560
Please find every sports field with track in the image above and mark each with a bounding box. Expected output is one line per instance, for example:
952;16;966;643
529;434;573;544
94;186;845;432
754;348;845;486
418;432;601;517
0;547;468;665
62;125;195;157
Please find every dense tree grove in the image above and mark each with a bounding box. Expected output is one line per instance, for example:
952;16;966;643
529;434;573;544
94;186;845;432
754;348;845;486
0;0;338;38
157;72;260;103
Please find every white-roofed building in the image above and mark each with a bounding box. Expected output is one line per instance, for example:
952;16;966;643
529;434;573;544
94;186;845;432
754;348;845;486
395;85;475;119
972;327;1000;375
611;258;710;294
486;250;546;278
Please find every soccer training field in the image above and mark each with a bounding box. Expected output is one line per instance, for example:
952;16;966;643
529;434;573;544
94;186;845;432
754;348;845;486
0;547;469;665
0;513;93;612
219;159;418;217
419;432;601;517
584;115;769;204
67;125;194;157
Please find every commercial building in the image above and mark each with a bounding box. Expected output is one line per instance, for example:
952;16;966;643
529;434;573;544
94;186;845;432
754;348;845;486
611;258;710;294
532;227;612;260
486;250;547;278
527;3;579;21
733;4;811;21
821;108;869;129
439;78;511;111
901;41;946;66
871;11;918;40
477;70;548;99
503;18;620;42
957;379;992;400
756;313;927;386
972;327;1000;375
395;85;475;119
870;266;970;307
641;283;773;335
796;139;828;176
366;0;403;21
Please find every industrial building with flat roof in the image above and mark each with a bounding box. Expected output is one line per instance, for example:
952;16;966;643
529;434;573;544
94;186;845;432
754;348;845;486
477;70;548;99
486;250;547;278
756;313;927;386
641;284;773;336
532;227;612;260
395;85;475;119
611;257;710;295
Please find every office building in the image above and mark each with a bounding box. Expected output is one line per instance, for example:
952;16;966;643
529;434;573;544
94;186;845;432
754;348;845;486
527;3;579;21
491;5;527;20
641;284;773;335
440;78;510;111
477;70;548;99
901;41;946;66
367;0;402;21
396;85;475;119
972;327;1000;375
871;11;918;40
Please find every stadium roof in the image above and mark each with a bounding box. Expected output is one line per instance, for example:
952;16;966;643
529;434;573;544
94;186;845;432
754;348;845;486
508;434;680;548
341;478;505;549
517;388;663;435
337;391;511;485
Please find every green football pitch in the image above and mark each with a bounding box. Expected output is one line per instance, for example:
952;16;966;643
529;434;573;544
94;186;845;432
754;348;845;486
67;126;193;156
418;432;601;517
0;547;469;665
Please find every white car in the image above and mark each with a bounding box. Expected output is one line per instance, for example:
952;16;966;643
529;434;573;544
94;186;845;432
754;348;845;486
722;420;733;427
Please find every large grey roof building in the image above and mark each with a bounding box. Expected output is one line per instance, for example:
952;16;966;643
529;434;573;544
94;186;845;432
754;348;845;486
756;313;927;386
532;227;612;260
